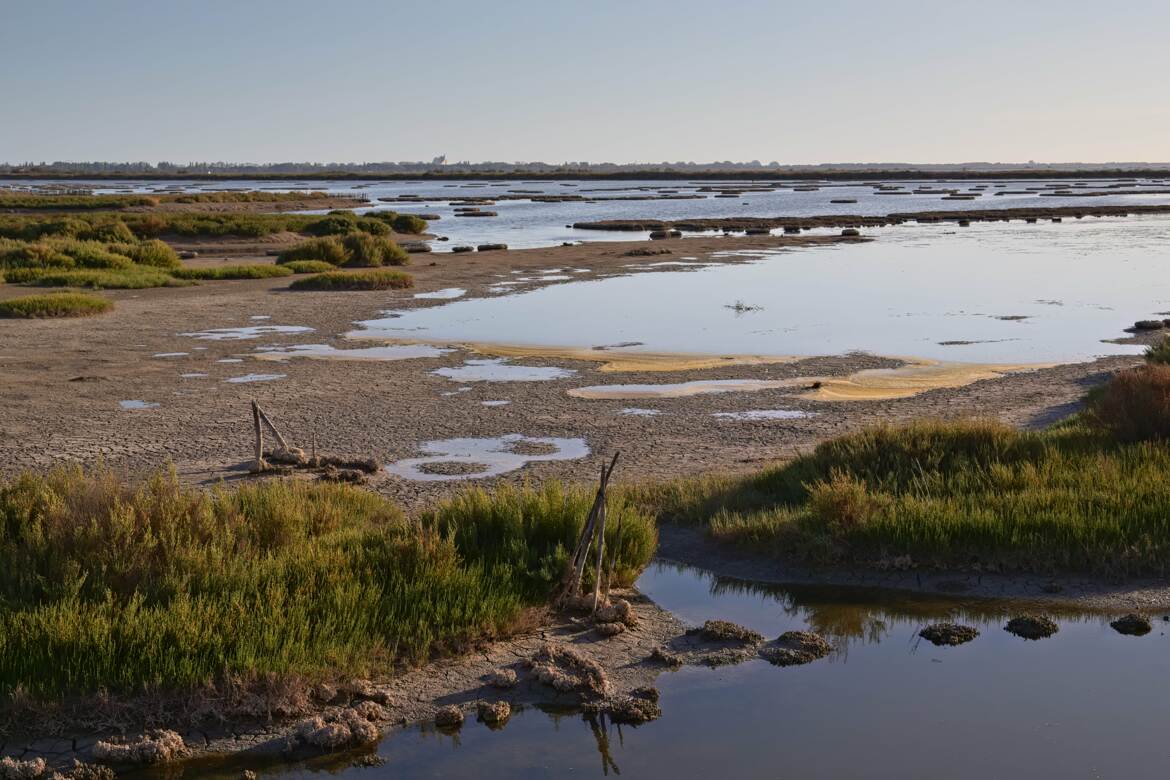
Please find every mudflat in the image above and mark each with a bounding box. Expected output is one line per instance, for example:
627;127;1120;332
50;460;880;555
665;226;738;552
0;230;1139;509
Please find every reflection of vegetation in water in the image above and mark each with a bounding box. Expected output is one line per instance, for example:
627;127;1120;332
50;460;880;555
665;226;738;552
650;559;1106;653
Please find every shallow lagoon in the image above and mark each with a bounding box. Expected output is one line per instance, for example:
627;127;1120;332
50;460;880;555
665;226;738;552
353;216;1170;364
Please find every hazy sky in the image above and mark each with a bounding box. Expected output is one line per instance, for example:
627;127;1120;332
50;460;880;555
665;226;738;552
3;0;1169;164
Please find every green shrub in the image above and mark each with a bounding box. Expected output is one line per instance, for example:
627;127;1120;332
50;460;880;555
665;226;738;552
78;219;136;244
170;264;293;280
340;232;409;267
392;214;428;234
282;260;338;274
0;292;113;318
288;269;413;291
422;482;657;599
128;239;181;269
1145;336;1170;366
1088;365;1170;442
276;236;347;266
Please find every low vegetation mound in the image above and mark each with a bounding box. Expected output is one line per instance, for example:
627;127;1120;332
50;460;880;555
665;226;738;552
0;292;112;318
170;264;293;280
1004;615;1059;640
631;409;1170;575
276;236;349;266
281;259;338;274
0;468;655;699
289;269;414;291
1087;364;1170;442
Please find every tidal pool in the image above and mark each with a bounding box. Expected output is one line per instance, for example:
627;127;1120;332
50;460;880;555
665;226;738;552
118;400;159;410
431;358;577;383
349;216;1170;365
224;373;286;384
385;434;589;481
254;344;452;362
180;325;315;341
192;561;1170;779
711;409;813;420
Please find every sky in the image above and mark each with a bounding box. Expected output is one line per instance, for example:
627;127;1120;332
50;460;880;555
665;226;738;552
2;0;1169;165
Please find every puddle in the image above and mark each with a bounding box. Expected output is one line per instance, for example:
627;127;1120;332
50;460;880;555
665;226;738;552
481;400;511;407
180;372;208;378
711;409;813;420
119;400;159;410
179;325;314;341
151;352;188;358
385;434;589;481
414;288;467;300
254;344;452;362
224;373;286;384
432;358;577;382
250;315;271;321
215;358;244;364
621;407;663;416
569;379;798;400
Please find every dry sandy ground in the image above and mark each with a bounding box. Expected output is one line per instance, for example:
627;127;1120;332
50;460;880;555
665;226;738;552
0;232;1142;510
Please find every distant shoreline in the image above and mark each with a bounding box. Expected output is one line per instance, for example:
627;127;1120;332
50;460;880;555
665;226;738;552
4;168;1170;182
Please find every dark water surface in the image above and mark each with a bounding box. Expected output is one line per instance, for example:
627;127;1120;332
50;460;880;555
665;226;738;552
171;562;1170;780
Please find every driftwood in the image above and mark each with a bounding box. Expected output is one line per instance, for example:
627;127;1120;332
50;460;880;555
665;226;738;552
557;453;619;610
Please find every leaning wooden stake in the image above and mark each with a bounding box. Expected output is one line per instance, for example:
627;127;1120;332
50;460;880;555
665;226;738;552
591;492;608;614
251;400;267;472
557;452;619;607
255;404;293;454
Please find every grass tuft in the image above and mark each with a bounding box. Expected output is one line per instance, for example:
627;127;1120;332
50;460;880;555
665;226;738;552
0;292;113;318
170;264;293;280
288;269;413;291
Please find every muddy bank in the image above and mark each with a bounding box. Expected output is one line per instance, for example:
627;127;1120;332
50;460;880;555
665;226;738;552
655;524;1170;612
572;203;1170;232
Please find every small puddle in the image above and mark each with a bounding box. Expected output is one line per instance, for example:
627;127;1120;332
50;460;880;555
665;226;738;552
569;379;798;399
151;352;188;358
180;373;208;379
433;358;577;383
119;400;159;410
224;373;286;384
180;326;314;341
254;344;452;362
481;400;511;407
414;288;467;300
621;407;663;416
385;434;589;481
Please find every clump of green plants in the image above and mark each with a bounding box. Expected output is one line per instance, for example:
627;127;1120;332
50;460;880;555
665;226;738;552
288;269;413;291
1087;364;1170;442
630;417;1170;576
340;232;409;267
281;259;338;274
0;466;656;698
1144;335;1170;366
0;291;112;318
422;481;657;600
276;236;348;266
127;238;181;269
170;264;293;280
304;213;391;238
0;193;158;210
5;267;192;289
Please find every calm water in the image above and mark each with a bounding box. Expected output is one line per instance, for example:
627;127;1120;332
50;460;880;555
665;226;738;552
352;215;1170;364
11;177;1170;249
171;562;1170;780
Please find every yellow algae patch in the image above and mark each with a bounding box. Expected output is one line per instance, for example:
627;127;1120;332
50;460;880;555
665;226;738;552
342;336;799;372
803;360;1051;401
